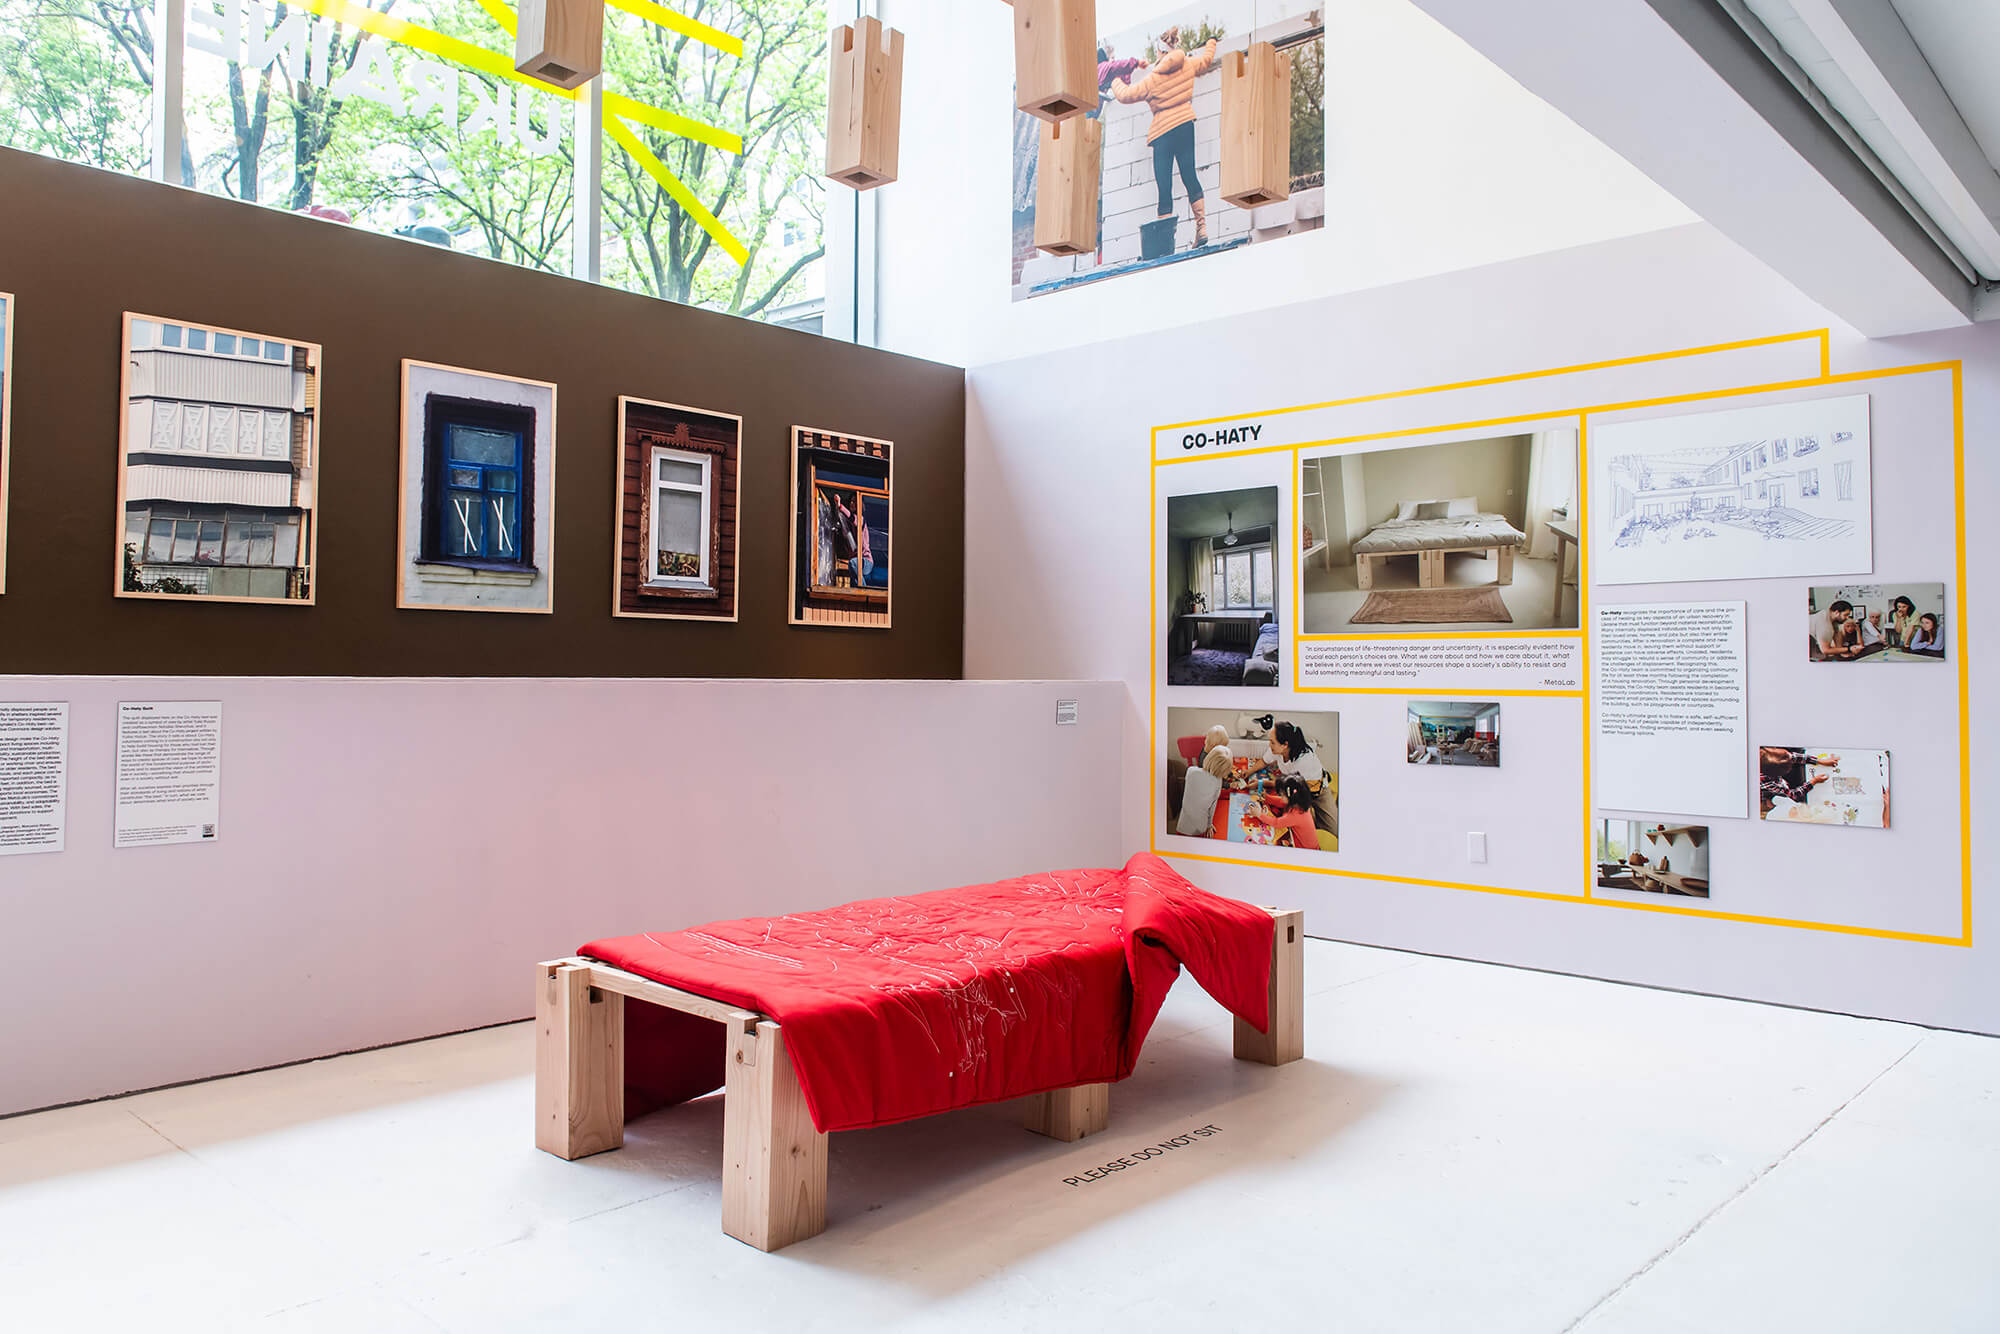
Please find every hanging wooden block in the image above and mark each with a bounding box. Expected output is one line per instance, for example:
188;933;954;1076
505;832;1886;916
1034;114;1101;256
1220;40;1293;209
1007;0;1097;123
826;16;905;190
515;0;603;91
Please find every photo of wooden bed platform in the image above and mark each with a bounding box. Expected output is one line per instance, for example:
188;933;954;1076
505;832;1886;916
535;894;1303;1252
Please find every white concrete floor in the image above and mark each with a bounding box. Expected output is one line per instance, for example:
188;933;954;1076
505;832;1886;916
1303;552;1576;632
4;940;1996;1333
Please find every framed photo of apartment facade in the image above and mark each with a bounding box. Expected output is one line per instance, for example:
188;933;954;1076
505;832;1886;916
612;397;742;621
397;359;557;615
116;312;322;605
789;426;893;629
0;291;12;594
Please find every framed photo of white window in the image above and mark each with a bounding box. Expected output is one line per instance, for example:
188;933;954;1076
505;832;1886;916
613;396;741;622
115;312;323;605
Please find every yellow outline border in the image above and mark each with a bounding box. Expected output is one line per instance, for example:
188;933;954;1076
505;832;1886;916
1150;329;1973;948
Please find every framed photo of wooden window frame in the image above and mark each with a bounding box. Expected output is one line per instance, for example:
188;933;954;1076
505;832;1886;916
113;311;324;606
612;396;742;622
788;425;893;630
0;291;12;595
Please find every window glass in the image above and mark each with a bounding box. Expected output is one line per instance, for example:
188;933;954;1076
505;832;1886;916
0;0;155;175
181;0;573;273
187;327;208;350
170;519;200;563
161;324;183;348
436;415;524;561
131;320;157;346
1252;549;1273;607
600;1;830;332
274;516;301;566
196;520;225;564
214;332;236;354
1225;552;1252;608
448;425;520;467
655;488;702;576
657;458;705;489
223;520;249;565
263;340;286;360
246;521;275;565
147;517;175;562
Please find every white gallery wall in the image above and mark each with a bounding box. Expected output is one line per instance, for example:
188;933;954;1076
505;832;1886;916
872;0;1697;367
0;678;1124;1115
962;220;1999;1034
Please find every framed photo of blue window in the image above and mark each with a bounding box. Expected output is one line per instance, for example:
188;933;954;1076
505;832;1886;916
398;360;557;614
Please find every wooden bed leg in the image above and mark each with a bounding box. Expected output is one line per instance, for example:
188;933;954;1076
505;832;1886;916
1419;549;1444;588
722;1020;827;1252
535;961;625;1160
1355;553;1374;590
1496;544;1515;585
1234;909;1305;1066
1023;1082;1110;1142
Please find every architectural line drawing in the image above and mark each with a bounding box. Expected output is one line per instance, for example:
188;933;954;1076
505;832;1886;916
1590;393;1873;587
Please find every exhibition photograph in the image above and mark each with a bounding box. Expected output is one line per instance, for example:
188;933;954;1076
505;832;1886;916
0;2;1993;1331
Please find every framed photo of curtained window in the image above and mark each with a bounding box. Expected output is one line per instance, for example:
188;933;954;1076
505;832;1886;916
612;397;741;621
788;426;892;630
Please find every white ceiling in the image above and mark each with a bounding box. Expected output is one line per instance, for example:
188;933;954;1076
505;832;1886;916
1166;488;1280;540
1741;0;2000;281
1889;0;2000;172
1408;701;1500;720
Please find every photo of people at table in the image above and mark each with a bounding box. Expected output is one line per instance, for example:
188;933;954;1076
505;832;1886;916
1807;582;1946;662
1758;745;1890;828
1164;708;1338;853
1595;818;1710;898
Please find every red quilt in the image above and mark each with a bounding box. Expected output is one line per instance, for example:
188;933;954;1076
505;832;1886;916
580;853;1276;1134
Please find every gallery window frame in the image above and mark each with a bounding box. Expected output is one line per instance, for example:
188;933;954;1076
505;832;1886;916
98;0;872;345
646;445;714;591
419;394;537;572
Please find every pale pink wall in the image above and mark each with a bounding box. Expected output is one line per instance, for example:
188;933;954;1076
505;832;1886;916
0;678;1126;1115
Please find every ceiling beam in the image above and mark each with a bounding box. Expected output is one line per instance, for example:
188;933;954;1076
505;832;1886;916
1783;0;2000;279
1409;0;1975;336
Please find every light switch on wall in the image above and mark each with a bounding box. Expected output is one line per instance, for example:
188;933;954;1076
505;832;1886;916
1468;832;1488;864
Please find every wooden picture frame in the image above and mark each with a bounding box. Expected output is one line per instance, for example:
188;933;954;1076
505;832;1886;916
787;425;893;630
0;292;12;595
396;358;558;615
113;311;324;606
611;396;743;623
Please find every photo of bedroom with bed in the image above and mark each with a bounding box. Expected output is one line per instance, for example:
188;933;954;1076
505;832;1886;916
1165;486;1282;686
1164;708;1339;852
1299;431;1579;634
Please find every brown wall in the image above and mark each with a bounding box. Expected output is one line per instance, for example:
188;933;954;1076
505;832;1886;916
0;148;965;678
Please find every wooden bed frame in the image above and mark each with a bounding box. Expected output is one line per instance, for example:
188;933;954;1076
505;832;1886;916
535;906;1305;1252
1356;542;1514;590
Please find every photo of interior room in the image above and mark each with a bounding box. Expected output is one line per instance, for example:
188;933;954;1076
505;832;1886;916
1165;486;1281;685
1406;701;1501;766
1596;818;1711;897
1300;431;1579;633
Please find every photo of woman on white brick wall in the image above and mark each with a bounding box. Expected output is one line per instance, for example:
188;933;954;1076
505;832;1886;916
1011;2;1326;301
